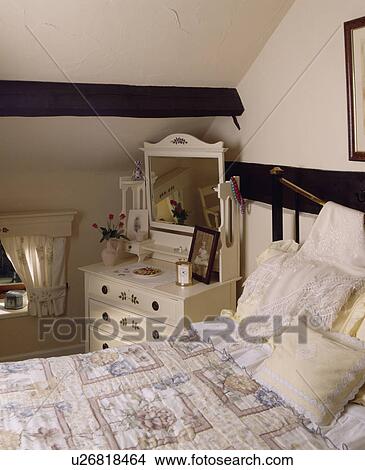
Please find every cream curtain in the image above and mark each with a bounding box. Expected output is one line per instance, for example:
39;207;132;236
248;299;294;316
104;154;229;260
1;235;66;317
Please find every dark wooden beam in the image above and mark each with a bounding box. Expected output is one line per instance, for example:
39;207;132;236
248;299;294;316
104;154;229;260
0;80;244;118
225;161;365;214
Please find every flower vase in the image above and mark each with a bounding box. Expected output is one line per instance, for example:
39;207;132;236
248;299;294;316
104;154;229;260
101;239;120;266
177;218;185;225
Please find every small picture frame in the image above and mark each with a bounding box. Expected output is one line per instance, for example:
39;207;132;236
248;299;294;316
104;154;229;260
127;209;149;241
188;226;219;284
344;16;365;161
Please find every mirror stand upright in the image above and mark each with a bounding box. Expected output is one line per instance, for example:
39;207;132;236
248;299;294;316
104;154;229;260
121;134;241;284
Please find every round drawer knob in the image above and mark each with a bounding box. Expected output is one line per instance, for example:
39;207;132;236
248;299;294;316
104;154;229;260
102;312;109;321
102;343;109;349
101;285;108;295
152;301;160;311
152;330;160;340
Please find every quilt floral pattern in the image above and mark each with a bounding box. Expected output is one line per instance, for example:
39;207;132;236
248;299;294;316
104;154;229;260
0;339;330;450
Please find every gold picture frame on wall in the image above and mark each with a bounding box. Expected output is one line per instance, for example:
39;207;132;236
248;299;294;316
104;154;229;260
344;16;365;161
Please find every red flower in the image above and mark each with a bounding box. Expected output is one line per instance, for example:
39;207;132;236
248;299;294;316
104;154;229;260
170;200;177;206
118;222;124;228
108;213;114;220
119;212;126;220
92;223;98;229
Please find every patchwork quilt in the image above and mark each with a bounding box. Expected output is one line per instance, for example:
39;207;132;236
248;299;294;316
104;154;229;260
0;337;330;450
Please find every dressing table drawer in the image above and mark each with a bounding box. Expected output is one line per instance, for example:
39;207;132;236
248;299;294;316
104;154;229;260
88;275;180;325
89;299;176;348
89;328;131;351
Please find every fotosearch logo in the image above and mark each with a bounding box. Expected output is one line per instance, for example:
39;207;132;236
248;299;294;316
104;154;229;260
38;315;309;344
38;317;182;343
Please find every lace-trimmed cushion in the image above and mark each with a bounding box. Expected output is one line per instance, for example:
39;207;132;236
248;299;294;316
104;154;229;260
236;240;300;323
239;203;365;340
252;328;365;427
331;286;365;406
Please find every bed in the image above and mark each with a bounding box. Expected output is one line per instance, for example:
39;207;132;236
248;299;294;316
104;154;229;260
0;335;331;450
1;165;365;450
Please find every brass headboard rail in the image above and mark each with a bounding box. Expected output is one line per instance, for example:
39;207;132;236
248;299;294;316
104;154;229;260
270;166;327;242
270;167;326;207
225;161;365;242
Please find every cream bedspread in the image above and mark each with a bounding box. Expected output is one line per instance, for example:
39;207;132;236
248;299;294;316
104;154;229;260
0;338;330;450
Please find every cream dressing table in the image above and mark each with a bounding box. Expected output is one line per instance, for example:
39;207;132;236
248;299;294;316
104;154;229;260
80;134;241;352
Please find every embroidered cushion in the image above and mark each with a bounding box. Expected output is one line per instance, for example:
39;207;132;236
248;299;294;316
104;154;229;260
252;327;365;427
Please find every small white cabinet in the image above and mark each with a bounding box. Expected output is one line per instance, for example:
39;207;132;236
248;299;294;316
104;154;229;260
80;258;237;352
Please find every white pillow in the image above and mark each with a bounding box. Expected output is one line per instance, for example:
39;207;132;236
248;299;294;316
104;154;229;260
235;240;300;322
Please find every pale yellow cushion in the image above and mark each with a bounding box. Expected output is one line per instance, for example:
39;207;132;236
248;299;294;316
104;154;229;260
256;239;300;266
220;309;238;321
253;328;365;427
354;386;365;406
332;286;365;341
331;287;365;406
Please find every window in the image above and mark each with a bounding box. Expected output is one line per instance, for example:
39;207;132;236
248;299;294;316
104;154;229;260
0;242;24;298
0;210;75;316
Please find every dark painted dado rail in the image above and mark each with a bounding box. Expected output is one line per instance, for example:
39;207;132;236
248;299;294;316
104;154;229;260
0;80;244;121
226;161;365;215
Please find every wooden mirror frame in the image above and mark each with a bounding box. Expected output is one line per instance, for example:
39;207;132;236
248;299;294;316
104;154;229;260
142;134;226;235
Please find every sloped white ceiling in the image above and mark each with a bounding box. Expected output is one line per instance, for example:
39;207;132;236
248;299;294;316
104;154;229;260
0;0;294;169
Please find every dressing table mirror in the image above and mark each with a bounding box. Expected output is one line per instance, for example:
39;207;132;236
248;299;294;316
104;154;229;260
140;134;240;283
81;134;241;352
144;134;225;234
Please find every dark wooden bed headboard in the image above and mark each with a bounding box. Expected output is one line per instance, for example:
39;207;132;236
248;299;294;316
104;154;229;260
225;161;365;243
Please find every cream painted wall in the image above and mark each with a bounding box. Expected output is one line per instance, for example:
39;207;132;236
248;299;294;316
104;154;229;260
0;117;227;360
205;0;365;277
0;169;124;358
0;116;214;169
